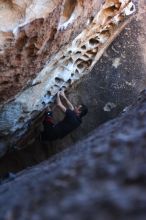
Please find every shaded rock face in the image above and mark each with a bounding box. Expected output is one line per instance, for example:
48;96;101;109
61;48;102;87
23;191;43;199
0;1;146;219
0;10;146;176
64;3;146;143
0;90;146;220
0;0;136;155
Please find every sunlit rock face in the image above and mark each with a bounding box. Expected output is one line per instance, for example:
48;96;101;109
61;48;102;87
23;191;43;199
0;0;102;103
0;0;135;155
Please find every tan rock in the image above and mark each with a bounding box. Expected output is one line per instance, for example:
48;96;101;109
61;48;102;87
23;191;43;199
0;0;103;103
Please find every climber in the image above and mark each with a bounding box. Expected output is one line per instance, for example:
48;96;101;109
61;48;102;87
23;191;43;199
41;91;88;141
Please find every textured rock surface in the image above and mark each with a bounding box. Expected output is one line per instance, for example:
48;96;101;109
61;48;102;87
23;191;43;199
0;0;136;156
0;0;102;103
63;0;146;144
0;2;146;218
0;0;144;165
0;7;146;176
0;90;146;220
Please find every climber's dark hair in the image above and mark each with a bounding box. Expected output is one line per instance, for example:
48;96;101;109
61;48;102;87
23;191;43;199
79;104;88;118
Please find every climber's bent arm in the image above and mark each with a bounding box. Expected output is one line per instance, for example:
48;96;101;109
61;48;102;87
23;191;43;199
56;92;66;113
60;91;74;111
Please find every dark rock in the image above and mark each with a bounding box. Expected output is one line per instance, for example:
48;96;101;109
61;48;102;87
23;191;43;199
0;141;8;158
0;90;146;220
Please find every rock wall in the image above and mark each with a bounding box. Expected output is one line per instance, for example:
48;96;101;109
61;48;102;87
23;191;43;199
0;89;146;220
0;0;135;156
0;2;146;176
0;0;102;103
0;1;146;218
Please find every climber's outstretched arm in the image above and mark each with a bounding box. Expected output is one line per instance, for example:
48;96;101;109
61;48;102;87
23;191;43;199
60;91;74;111
56;92;66;113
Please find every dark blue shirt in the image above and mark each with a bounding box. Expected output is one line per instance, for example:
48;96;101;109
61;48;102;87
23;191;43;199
42;109;82;141
53;109;81;139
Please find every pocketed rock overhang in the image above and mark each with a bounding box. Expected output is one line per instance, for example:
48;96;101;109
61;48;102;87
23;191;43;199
0;0;135;156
